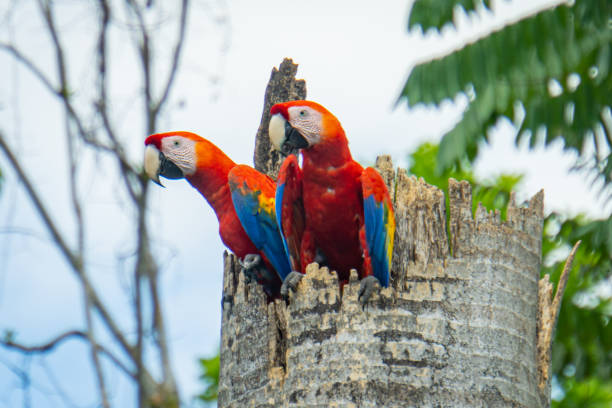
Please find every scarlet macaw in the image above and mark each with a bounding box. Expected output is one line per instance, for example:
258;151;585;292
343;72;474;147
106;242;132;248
268;101;395;304
144;131;291;298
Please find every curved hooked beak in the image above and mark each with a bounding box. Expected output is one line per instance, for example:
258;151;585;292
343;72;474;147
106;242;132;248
268;113;309;156
144;144;184;187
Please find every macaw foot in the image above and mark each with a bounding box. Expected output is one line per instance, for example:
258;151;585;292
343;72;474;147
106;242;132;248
358;276;381;306
240;253;262;284
314;248;328;266
221;293;233;310
280;271;304;300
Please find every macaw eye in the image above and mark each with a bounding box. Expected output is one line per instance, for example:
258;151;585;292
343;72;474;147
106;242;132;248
299;110;307;117
174;140;180;146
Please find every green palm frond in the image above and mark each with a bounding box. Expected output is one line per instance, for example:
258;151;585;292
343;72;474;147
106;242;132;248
401;0;612;190
409;0;493;31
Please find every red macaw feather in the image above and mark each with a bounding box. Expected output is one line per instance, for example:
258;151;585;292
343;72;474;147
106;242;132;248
273;102;395;287
145;131;286;297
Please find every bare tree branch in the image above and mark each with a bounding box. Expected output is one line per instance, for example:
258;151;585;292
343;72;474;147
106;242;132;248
0;1;133;175
2;1;192;405
40;360;82;408
84;297;110;408
125;0;154;133
62;66;109;405
0;43;57;95
36;0;67;91
0;131;138;368
95;0;140;203
0;35;118;158
2;330;87;354
65;123;84;262
0;133;80;271
0;355;33;408
30;1;147;372
1;329;135;380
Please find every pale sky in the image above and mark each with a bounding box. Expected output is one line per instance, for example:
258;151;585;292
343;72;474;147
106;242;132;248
0;0;606;406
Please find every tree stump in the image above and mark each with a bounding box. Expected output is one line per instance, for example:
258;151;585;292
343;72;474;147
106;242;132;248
217;59;549;407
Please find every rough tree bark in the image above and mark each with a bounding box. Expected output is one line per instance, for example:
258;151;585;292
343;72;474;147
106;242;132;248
218;59;558;407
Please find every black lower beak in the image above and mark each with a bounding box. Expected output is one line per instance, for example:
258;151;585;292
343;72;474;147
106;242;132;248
281;121;309;156
159;152;184;180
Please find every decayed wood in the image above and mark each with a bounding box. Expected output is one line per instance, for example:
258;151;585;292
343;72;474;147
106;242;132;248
536;241;581;404
217;59;551;407
219;173;546;407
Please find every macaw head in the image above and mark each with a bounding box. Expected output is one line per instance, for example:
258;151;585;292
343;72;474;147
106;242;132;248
144;131;223;186
268;100;345;155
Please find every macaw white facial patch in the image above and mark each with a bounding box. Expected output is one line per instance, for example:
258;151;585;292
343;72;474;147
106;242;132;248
144;144;161;182
268;113;286;151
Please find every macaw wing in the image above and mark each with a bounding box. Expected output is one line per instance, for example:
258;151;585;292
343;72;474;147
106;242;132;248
276;154;305;272
228;165;291;281
361;167;395;287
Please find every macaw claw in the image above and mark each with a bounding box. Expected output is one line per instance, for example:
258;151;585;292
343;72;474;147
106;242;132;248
358;275;381;306
240;253;263;283
280;271;304;300
221;293;233;310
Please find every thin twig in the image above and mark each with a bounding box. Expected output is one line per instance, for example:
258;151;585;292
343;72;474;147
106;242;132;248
2;330;87;353
125;0;154;132
40;360;81;408
84;296;110;408
148;256;176;392
0;134;80;271
0;37;116;159
152;0;190;117
0;43;57;95
65;122;84;261
95;0;139;203
2;0;124;163
1;329;135;380
135;240;145;408
122;4;152;406
35;0;101;147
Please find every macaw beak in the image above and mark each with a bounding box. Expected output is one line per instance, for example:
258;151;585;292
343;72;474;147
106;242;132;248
268;113;309;156
144;144;184;187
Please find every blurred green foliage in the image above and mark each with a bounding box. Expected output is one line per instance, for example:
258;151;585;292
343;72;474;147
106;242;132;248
197;353;219;406
402;0;612;195
555;377;612;408
546;215;612;406
408;142;521;220
408;0;492;31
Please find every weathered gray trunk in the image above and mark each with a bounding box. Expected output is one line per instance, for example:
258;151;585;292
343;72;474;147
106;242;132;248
218;59;552;407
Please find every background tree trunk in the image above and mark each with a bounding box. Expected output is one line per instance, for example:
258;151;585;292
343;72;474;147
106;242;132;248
218;59;550;407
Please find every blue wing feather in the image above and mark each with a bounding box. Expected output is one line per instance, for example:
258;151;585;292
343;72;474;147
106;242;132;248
362;168;395;287
275;181;291;264
229;166;292;281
